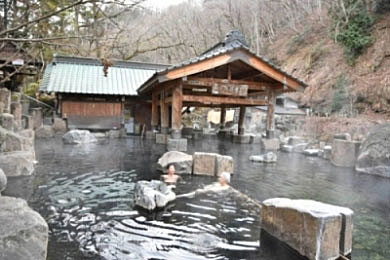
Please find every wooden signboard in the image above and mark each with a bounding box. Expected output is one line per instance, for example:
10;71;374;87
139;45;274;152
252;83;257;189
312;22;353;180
211;83;248;97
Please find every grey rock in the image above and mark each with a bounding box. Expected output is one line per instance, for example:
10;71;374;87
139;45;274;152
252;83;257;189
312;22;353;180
52;118;67;133
157;151;193;174
0;126;34;153
216;154;234;176
93;132;106;139
303;149;320;156
11;102;22;121
0;113;14;131
0;196;48;260
331;139;359;167
35;125;55;138
0;168;6;194
261;198;353;260
356;123;390;178
281;144;294;153
63;130;97;144
250;152;277;163
134;180;176;210
0;151;35;176
107;129;121;139
0;88;11;113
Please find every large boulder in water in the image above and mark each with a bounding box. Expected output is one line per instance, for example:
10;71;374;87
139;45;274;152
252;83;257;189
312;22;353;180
157;151;193;174
356;123;390;178
261;198;353;260
0;196;49;260
331;139;360;167
134;180;176;210
63;130;97;144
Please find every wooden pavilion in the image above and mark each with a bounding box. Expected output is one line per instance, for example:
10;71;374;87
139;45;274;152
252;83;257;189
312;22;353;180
138;31;307;140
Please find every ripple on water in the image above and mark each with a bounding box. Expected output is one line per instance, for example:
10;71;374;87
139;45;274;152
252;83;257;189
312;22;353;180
42;168;262;259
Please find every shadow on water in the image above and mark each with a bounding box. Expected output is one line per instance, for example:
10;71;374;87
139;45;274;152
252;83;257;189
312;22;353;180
4;137;390;260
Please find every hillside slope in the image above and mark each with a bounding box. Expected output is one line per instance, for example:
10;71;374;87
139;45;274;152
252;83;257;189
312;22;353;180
269;14;390;117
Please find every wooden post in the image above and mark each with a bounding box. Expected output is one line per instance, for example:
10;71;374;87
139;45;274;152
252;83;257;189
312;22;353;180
151;92;158;130
171;80;183;138
266;88;276;139
160;91;169;134
238;106;246;135
220;106;226;129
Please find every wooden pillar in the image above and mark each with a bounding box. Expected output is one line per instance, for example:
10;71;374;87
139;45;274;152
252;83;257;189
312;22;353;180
238;106;246;135
171;80;183;138
160;91;169;134
266;88;276;139
151;92;158;130
220;106;226;129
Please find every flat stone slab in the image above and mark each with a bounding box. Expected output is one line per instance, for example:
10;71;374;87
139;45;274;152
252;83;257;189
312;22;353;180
167;138;187;152
250;152;277;163
0;196;49;260
261;198;353;260
134;180;176;211
157;151;193;174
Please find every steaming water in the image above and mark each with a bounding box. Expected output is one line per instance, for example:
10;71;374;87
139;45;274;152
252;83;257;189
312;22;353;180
4;137;390;260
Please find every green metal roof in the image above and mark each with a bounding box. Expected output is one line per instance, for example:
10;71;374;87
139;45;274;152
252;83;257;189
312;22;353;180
40;56;169;96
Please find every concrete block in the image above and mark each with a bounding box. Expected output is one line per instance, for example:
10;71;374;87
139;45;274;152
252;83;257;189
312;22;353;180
156;134;169;144
167;138;187;152
192;131;203;140
145;131;156;140
232;134;251;144
250;135;262;144
260;138;280;150
193;152;218;176
261;198;353;260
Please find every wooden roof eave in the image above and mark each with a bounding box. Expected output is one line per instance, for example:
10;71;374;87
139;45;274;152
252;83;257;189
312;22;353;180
138;48;307;95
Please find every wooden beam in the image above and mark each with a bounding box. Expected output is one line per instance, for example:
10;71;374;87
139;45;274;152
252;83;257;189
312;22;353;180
151;92;158;129
220;106;226;128
238;106;246;135
160;91;169;133
171;80;183;134
184;76;268;91
242;52;304;92
182;94;267;106
164;53;233;82
266;88;276;138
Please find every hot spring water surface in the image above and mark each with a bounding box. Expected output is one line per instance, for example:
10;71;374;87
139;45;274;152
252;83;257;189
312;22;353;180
5;137;390;260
